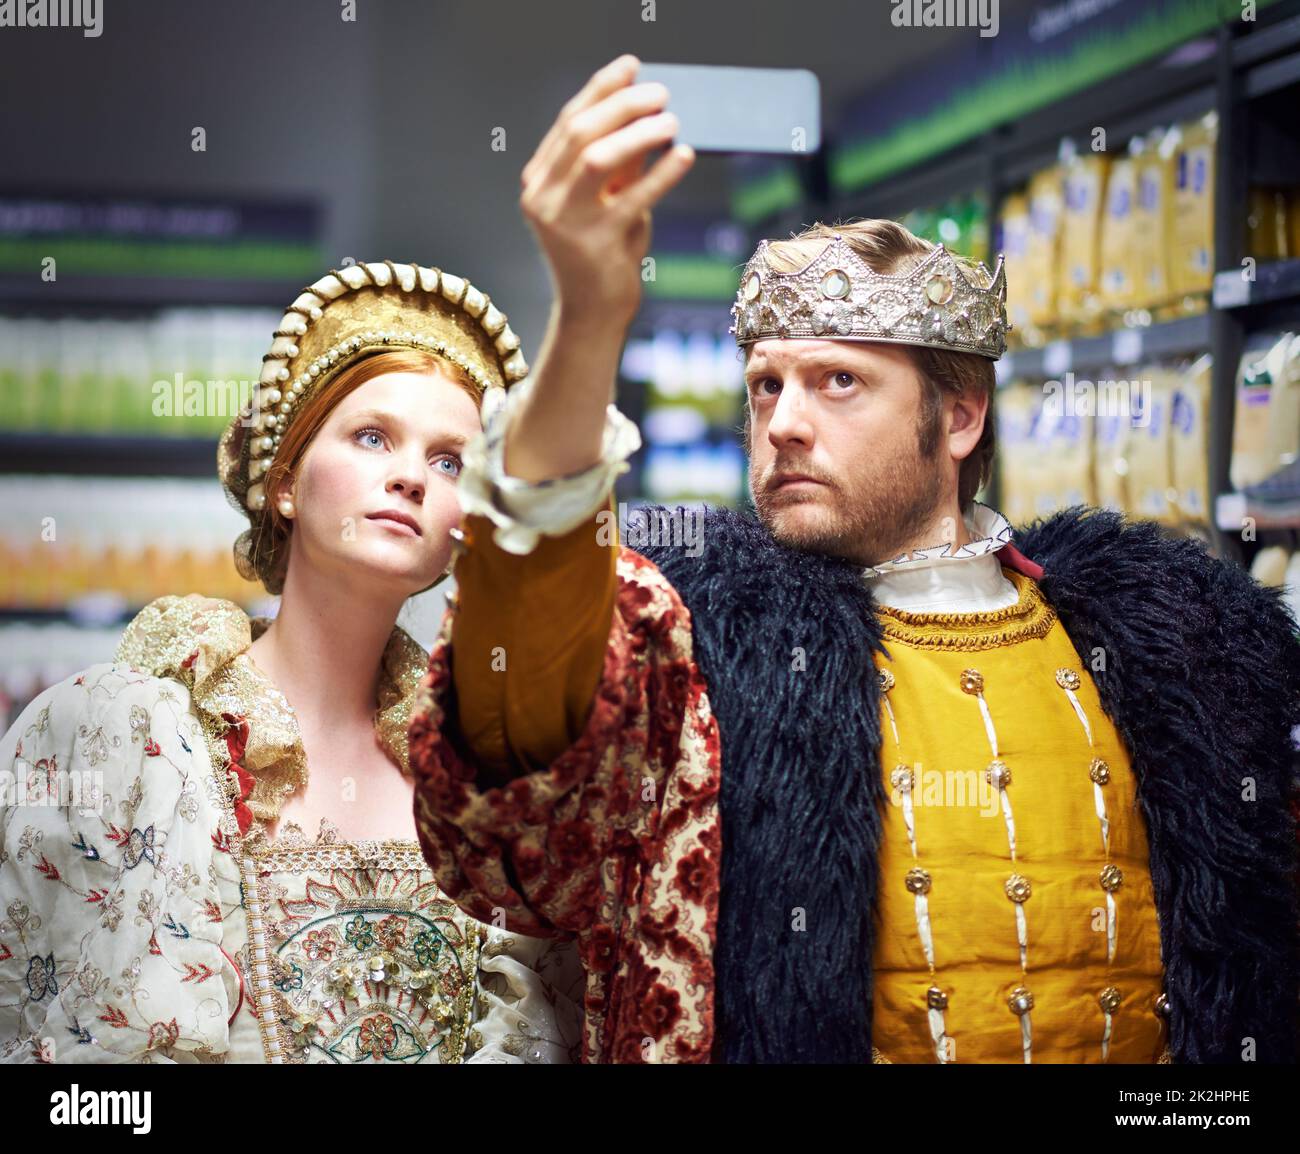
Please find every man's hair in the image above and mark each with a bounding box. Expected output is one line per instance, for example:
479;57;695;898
739;219;996;512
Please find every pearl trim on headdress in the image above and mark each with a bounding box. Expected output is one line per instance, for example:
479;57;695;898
234;260;529;514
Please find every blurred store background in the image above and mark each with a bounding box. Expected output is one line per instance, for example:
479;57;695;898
3;0;1300;726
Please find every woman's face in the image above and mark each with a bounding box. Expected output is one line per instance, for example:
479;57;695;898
278;369;481;595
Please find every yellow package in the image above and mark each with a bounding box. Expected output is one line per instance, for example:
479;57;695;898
1093;394;1132;514
1126;368;1177;523
1247;187;1285;261
1171;112;1218;297
994;381;1039;526
1230;332;1300;490
1134;128;1177;310
1100;152;1139;312
1000;194;1034;341
1036;376;1095;512
1169;355;1213;524
1059;151;1110;327
1026;166;1063;330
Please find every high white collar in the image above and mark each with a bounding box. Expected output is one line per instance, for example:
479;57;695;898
862;502;1020;614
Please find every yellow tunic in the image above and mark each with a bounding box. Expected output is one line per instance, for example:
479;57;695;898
871;567;1167;1062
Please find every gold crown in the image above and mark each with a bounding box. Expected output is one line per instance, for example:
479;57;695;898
729;236;1010;360
218;259;528;517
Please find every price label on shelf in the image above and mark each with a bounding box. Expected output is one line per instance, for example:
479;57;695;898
1043;340;1072;378
1212;269;1251;308
1111;329;1143;365
1214;492;1247;533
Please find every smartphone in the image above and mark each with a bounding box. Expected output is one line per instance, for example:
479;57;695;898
636;63;821;155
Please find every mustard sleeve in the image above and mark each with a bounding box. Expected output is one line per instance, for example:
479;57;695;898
450;494;618;778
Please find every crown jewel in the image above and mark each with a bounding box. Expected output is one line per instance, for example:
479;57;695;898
729;236;1010;360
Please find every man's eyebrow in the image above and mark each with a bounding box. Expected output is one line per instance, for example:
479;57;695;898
346;408;470;449
743;355;874;380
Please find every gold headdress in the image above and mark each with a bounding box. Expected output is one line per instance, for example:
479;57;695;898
219;258;528;517
218;259;528;587
729;236;1010;360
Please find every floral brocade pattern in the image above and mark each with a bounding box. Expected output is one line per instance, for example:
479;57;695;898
409;547;723;1063
229;832;485;1064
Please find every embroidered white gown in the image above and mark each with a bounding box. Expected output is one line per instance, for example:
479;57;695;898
0;594;583;1064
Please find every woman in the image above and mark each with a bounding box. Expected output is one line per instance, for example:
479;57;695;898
0;259;583;1063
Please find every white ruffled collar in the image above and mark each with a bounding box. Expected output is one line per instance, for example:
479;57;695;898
862;502;1020;614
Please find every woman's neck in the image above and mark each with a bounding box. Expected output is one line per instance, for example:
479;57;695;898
247;564;407;734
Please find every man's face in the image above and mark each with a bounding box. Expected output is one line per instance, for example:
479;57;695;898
744;338;961;567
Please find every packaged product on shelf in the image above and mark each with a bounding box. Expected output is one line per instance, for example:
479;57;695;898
1290;188;1300;263
1171;112;1218;299
1093;401;1131;515
1041;393;1095;513
1099;150;1138;313
26;318;58;430
0;317;20;430
1133;128;1177;311
994;380;1039;526
1058;149;1110;329
999;193;1033;341
1125;367;1177;524
1284;553;1300;626
55;318;100;433
1250;545;1291;587
86;319;118;432
1169;354;1213;524
1229;331;1300;491
1247;187;1290;262
101;319;146;433
1026;166;1063;331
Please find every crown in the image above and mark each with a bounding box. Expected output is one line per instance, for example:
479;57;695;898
218;259;528;517
729;236;1010;360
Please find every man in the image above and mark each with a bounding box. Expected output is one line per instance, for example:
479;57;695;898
407;55;1300;1064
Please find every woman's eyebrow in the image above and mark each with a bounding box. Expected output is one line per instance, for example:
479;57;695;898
347;409;470;449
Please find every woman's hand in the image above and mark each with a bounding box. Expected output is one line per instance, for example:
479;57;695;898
520;53;695;332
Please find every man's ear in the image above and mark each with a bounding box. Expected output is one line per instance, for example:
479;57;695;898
947;386;989;459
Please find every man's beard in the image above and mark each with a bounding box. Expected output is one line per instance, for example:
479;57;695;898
752;434;945;568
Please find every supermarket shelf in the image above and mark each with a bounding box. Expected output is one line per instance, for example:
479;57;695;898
1243;45;1300;99
1215;490;1300;532
0;273;309;311
0;433;218;476
1232;10;1300;67
998;313;1212;383
1212;258;1300;309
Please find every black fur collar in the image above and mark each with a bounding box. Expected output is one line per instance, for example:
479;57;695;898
638;504;1299;1064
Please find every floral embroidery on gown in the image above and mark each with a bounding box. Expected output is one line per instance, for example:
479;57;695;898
0;594;582;1064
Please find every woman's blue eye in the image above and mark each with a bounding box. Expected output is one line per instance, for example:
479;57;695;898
356;427;385;448
435;457;462;478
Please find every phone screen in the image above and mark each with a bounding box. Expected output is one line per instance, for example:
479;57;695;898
636;63;821;155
